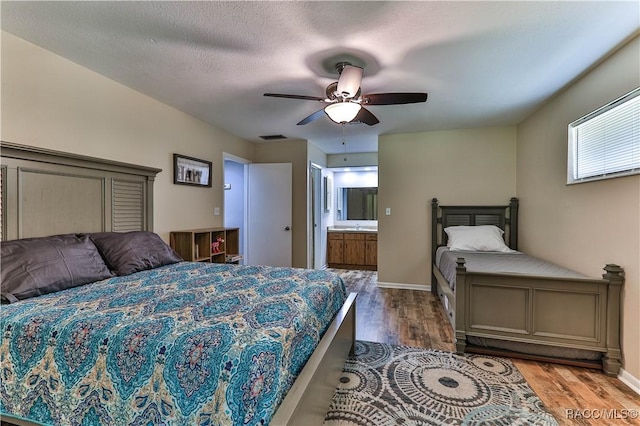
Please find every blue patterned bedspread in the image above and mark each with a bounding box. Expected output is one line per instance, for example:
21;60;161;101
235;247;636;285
0;262;347;425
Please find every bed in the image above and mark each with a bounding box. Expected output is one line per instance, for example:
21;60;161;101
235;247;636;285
431;197;624;376
0;142;357;425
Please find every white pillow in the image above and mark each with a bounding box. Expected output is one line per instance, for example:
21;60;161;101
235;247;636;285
444;225;513;252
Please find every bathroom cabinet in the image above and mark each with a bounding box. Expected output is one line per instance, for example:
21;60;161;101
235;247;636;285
327;231;377;270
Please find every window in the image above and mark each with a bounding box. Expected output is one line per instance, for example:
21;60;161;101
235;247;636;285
567;87;640;184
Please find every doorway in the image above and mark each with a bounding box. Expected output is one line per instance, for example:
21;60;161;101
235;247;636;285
223;156;293;267
310;163;322;269
223;154;249;264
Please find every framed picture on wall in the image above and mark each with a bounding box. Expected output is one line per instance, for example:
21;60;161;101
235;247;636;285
173;154;212;187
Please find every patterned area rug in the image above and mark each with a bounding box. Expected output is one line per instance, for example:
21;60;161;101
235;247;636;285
324;341;558;425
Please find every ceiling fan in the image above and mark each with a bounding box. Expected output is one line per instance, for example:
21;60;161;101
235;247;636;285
264;62;428;126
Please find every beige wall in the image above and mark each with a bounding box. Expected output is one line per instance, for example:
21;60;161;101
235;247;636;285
1;32;314;269
327;152;378;168
253;140;309;268
308;142;328;168
1;32;255;242
378;127;517;286
516;36;640;379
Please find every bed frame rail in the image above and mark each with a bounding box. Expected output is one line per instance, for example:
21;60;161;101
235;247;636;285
270;292;357;425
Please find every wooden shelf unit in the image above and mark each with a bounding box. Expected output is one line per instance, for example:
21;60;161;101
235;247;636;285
170;227;241;264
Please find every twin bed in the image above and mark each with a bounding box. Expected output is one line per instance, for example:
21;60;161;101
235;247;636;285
0;142;356;425
431;197;624;376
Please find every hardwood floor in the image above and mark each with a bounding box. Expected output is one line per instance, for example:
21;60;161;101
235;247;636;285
333;269;640;425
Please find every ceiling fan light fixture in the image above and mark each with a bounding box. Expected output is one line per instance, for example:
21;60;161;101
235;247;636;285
324;102;361;124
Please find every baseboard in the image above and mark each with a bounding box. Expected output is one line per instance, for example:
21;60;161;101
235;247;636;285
618;368;640;395
377;281;430;291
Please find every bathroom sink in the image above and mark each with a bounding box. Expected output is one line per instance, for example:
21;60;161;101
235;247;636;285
328;227;377;232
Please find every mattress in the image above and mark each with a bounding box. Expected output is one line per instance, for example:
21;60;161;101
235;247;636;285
0;262;347;425
436;246;586;291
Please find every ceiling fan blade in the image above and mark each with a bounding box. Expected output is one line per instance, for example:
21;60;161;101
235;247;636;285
353;107;380;126
297;109;326;125
264;93;326;102
363;92;428;105
337;65;363;98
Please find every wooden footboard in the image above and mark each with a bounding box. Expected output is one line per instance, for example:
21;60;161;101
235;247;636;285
450;261;624;376
270;292;357;425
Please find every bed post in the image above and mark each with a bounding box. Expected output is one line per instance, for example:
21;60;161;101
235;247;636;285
431;198;439;293
509;197;519;250
602;264;624;376
454;257;467;354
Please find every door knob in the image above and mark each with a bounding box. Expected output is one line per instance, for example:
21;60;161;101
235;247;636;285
285;226;291;231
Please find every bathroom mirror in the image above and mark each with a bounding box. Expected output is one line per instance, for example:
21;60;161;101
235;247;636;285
336;187;378;220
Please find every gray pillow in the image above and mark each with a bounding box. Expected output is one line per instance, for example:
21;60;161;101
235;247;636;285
1;234;114;303
88;231;182;276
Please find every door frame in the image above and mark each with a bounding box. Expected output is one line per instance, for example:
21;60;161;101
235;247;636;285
223;153;250;264
309;162;323;269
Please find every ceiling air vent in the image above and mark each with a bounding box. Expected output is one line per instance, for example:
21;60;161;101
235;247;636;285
259;135;287;141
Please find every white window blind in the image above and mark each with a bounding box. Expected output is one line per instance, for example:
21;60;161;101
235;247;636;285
568;87;640;184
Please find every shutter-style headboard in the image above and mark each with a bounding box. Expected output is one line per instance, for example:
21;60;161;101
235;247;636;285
430;197;519;291
112;179;145;232
0;141;161;240
431;197;518;249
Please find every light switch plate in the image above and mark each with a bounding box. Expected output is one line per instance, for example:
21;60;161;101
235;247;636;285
385;207;391;215
214;207;220;215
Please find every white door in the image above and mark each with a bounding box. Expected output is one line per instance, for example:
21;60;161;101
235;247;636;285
247;163;292;266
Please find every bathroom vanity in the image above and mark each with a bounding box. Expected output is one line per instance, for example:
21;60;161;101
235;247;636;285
327;228;377;270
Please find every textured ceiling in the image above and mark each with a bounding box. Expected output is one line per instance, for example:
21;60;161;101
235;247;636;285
2;1;638;154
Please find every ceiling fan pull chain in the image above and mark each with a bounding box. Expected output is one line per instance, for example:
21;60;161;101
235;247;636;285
342;123;348;162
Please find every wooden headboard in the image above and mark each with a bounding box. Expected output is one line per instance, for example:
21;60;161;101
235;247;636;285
431;197;519;265
1;141;161;241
